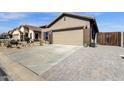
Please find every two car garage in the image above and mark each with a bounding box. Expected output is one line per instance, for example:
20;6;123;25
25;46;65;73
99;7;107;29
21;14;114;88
53;29;84;46
44;13;99;46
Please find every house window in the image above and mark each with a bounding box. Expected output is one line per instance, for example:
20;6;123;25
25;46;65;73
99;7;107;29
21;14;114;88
44;32;49;40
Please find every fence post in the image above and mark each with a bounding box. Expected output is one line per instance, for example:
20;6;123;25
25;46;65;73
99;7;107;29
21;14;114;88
121;32;124;47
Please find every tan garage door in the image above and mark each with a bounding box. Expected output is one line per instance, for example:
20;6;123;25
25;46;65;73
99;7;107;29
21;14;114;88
53;29;83;45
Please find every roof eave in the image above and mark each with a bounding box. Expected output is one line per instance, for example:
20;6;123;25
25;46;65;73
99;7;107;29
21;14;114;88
47;13;94;28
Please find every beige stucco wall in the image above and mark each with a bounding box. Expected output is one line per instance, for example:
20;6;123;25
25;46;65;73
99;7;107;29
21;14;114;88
49;16;90;30
28;29;34;40
12;30;20;40
53;29;84;45
28;30;41;41
20;27;25;32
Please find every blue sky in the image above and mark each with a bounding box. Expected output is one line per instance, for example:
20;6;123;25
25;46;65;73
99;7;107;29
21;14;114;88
0;12;124;33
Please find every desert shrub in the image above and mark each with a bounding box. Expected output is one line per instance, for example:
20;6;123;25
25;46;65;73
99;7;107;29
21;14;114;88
6;42;12;48
25;37;30;43
10;39;17;44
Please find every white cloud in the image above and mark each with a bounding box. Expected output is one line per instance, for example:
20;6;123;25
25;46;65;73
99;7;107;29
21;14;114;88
19;20;48;27
18;13;60;26
0;12;27;21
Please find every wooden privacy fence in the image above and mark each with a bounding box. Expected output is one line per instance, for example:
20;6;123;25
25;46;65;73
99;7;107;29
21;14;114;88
97;32;123;46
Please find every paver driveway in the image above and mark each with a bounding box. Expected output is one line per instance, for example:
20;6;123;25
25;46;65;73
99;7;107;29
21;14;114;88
41;46;124;81
6;45;81;75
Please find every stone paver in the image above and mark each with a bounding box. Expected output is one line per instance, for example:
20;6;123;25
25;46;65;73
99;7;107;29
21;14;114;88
41;46;124;81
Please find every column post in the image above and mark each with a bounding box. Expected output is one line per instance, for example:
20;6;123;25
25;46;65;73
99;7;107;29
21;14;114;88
49;30;53;44
121;32;124;47
40;31;44;46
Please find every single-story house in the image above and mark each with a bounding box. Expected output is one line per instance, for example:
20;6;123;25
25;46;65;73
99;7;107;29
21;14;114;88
10;25;42;41
9;13;99;46
11;28;22;40
41;13;99;46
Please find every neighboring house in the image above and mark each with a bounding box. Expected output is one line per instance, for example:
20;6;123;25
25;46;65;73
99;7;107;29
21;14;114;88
0;32;9;39
19;25;42;41
11;28;22;40
41;13;99;46
10;25;42;41
8;30;14;38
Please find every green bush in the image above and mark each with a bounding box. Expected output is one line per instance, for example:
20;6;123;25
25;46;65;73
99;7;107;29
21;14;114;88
25;37;30;43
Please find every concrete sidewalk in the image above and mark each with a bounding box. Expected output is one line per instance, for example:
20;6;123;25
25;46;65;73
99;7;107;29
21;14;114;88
0;45;81;80
6;45;81;75
0;52;42;81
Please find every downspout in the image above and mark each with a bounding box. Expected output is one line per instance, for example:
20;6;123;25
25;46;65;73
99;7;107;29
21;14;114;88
49;30;53;44
40;31;43;46
90;21;93;47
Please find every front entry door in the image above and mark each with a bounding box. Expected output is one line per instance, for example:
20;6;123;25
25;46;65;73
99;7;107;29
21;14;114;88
35;33;39;40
